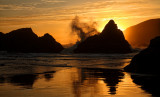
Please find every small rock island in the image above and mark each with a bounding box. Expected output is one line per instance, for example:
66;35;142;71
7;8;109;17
0;28;64;53
74;20;132;53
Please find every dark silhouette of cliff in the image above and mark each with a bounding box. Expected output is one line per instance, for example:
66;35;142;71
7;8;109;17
124;18;160;48
74;20;132;53
124;36;160;74
124;35;160;97
0;28;64;53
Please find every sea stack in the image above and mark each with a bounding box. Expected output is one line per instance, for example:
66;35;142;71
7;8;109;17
74;20;132;53
124;36;160;74
124;18;160;48
0;28;64;53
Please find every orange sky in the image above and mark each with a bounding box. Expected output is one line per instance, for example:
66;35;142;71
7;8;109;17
0;0;160;45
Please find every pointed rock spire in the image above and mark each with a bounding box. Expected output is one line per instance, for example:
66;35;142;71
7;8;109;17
103;19;117;30
100;19;118;37
74;19;132;53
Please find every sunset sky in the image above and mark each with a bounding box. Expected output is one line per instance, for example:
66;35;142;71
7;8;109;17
0;0;160;45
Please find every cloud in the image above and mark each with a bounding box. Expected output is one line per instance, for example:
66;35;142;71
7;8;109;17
0;4;34;10
0;0;160;27
0;0;66;11
41;0;66;3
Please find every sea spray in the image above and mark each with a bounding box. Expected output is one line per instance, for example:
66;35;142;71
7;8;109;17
61;16;99;53
71;16;99;42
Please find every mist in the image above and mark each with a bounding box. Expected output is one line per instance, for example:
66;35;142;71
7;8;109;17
61;16;100;53
70;16;99;42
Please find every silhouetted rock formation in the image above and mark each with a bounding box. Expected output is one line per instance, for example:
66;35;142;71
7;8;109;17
0;32;4;36
0;28;64;53
124;36;160;74
124;18;160;48
74;20;132;53
37;33;64;53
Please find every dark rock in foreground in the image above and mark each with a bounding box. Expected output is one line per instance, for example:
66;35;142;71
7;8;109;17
124;36;160;74
74;20;132;53
0;28;64;53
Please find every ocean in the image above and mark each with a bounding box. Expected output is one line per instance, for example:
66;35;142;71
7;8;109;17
0;52;155;97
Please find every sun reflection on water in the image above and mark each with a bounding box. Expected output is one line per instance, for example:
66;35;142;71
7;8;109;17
0;67;152;97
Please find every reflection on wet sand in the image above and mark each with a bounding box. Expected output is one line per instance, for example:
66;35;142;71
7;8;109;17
71;68;124;97
0;71;55;89
131;74;160;97
0;76;5;83
0;67;152;97
82;68;124;95
8;74;37;89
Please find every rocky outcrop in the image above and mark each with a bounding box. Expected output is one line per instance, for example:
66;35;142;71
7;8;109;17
74;20;132;53
0;28;64;53
124;18;160;48
124;36;160;74
37;33;64;53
